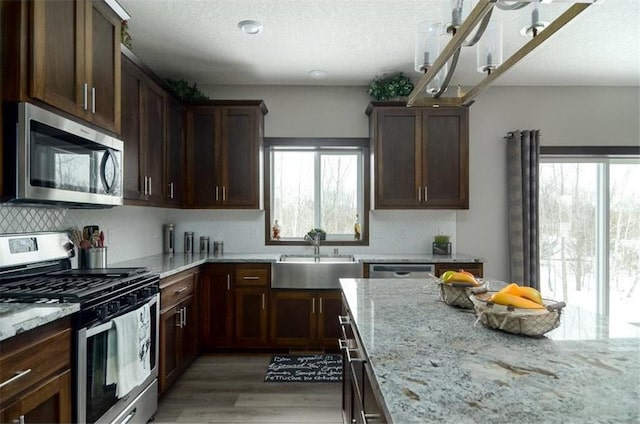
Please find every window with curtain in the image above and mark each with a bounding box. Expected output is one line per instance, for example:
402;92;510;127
539;148;640;335
264;138;369;245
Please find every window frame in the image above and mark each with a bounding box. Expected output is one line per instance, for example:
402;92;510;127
264;137;370;246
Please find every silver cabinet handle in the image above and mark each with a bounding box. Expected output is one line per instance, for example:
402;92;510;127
182;306;187;327
83;83;88;110
338;315;350;325
262;293;266;310
243;276;260;280
91;86;96;114
417;186;421;202
0;369;32;389
169;182;175;199
148;177;152;196
312;297;316;314
215;186;219;201
143;176;148;195
174;286;188;294
319;297;323;314
12;416;25;424
338;339;348;350
227;274;231;291
222;186;226;201
424;186;428;202
175;308;182;327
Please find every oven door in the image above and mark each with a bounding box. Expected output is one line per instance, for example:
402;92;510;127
76;294;159;424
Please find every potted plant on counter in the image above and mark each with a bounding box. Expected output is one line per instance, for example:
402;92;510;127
433;235;452;255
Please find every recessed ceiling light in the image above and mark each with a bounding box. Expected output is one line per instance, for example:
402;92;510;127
238;20;263;35
309;70;327;79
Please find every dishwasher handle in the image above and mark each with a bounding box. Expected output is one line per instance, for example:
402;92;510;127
368;263;434;278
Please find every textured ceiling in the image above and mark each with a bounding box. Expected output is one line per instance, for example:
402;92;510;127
119;0;640;88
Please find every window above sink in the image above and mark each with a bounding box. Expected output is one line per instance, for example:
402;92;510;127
264;138;370;246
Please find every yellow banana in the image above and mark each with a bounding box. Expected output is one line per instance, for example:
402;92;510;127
517;286;544;305
448;271;479;286
489;292;545;309
497;283;521;296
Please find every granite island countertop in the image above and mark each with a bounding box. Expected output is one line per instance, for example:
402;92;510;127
340;277;640;423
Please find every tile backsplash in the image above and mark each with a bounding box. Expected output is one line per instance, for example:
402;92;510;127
0;205;70;233
0;204;458;264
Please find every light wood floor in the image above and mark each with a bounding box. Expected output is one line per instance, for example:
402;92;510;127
154;355;343;423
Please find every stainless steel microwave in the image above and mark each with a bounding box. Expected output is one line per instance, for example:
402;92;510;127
2;102;124;208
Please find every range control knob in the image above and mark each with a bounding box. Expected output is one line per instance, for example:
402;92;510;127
96;305;109;320
108;302;120;314
126;293;138;305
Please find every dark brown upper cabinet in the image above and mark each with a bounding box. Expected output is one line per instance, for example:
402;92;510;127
367;102;469;209
186;101;267;209
166;97;185;207
2;0;122;134
121;54;166;205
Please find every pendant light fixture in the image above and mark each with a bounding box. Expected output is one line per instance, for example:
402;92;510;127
408;0;603;107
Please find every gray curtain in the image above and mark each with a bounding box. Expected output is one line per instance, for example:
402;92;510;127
506;130;540;289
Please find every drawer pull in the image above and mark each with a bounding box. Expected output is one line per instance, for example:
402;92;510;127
361;410;381;423
243;276;260;280
0;369;32;389
174;287;188;294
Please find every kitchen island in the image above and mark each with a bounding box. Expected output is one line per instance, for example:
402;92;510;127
340;277;640;423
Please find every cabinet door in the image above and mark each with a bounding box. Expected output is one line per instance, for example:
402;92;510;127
201;264;235;349
121;56;143;201
235;288;269;346
187;107;221;206
166;98;185;206
30;0;85;117
270;291;315;346
159;304;180;394
141;80;166;204
220;107;260;207
86;0;120;133
373;108;421;208
317;291;342;348
180;296;197;369
0;370;72;424
421;108;469;208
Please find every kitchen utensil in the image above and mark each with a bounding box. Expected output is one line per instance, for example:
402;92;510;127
83;225;99;241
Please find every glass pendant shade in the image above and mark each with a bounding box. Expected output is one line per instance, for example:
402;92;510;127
445;0;472;34
414;21;447;95
414;21;442;73
520;0;549;36
476;20;503;73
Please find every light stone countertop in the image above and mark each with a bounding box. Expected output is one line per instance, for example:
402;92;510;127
112;252;484;279
340;277;640;423
0;303;79;342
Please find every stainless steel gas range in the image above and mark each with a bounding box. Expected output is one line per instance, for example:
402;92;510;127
0;232;160;424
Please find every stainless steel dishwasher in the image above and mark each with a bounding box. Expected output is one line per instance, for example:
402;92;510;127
368;263;434;278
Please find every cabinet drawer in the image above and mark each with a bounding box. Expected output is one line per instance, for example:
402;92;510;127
235;265;270;287
161;271;195;310
0;322;70;404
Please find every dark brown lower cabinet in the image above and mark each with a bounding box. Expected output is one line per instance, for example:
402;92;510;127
340;308;389;424
0;319;72;424
200;264;235;349
235;287;269;346
270;290;342;349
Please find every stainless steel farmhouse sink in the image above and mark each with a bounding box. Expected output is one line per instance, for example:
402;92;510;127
272;255;362;289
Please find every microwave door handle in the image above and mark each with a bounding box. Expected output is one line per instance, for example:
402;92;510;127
100;149;118;193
